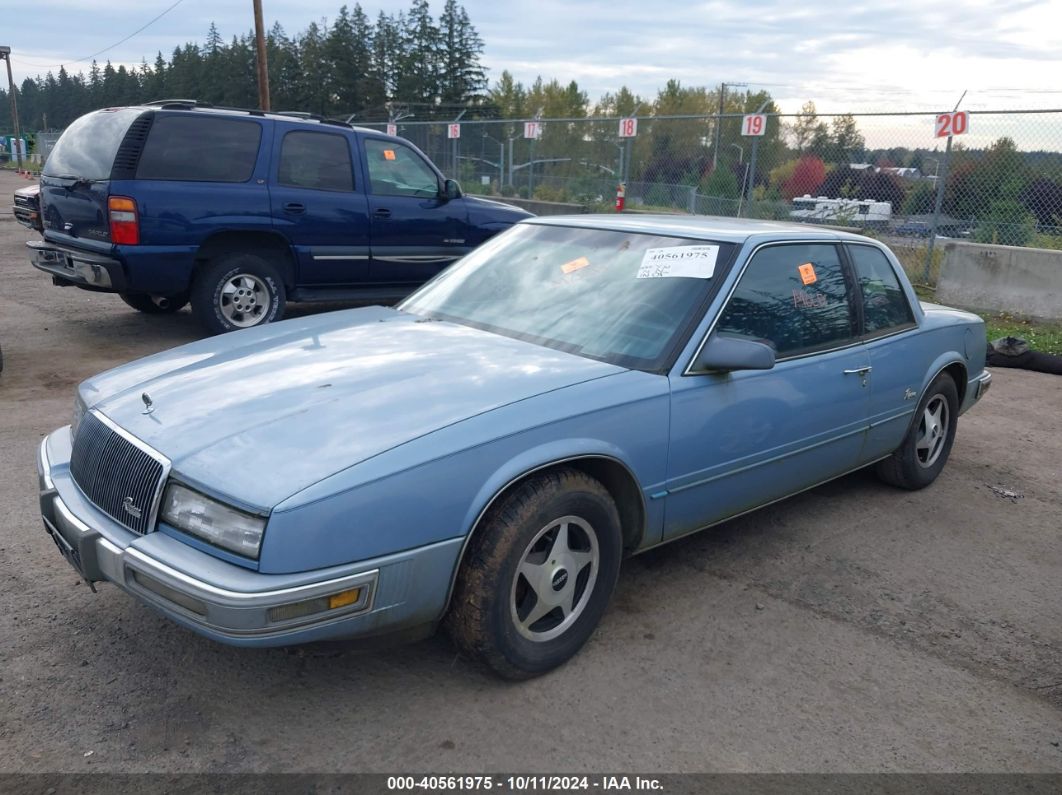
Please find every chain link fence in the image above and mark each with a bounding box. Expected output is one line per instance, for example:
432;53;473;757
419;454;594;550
366;109;1062;286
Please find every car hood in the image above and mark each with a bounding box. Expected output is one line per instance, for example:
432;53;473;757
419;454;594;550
83;307;622;508
464;194;533;219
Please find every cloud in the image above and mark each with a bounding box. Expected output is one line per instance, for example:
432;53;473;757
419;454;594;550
5;0;1061;115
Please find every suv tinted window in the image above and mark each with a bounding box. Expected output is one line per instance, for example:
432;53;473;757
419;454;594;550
364;139;439;197
277;131;354;191
42;108;145;180
849;244;915;334
716;243;856;357
136;116;261;182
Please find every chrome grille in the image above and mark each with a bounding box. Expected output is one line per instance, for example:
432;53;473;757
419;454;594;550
70;412;168;534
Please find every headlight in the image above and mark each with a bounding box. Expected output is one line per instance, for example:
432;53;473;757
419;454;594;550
71;393;87;440
160;482;267;559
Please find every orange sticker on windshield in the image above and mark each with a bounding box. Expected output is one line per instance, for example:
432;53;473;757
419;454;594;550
798;262;817;285
562;256;590;274
383;149;397;161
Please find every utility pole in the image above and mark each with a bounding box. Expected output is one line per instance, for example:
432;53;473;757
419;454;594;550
0;46;24;173
252;0;271;111
712;81;746;171
923;90;967;283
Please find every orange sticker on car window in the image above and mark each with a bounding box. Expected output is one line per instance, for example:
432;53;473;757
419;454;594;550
562;256;590;274
383;149;397;161
798;262;817;285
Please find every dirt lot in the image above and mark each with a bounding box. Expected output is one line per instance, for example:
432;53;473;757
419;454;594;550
1;169;1060;774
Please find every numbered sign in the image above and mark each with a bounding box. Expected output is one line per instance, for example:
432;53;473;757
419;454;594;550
742;114;767;137
935;111;969;138
447;123;461;140
523;121;542;139
618;117;638;138
386;123;397;136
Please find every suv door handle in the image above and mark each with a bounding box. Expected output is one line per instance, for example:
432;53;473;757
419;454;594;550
283;202;306;214
373;208;392;219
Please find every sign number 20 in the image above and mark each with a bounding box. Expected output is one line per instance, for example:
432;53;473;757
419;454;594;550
935;111;969;138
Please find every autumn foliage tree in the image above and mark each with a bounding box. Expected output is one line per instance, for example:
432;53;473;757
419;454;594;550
782;155;826;199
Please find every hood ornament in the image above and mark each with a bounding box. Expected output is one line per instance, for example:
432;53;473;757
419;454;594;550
141;392;155;415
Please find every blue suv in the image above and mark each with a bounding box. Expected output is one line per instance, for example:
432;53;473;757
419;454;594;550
28;102;531;333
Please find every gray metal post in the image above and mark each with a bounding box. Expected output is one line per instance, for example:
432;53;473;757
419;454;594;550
922;136;952;283
528;138;535;197
747;138;759;204
923;91;966;284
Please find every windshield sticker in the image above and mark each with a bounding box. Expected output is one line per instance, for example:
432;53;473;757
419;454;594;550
798;262;817;285
383;149;397;161
562;256;591;274
637;245;719;279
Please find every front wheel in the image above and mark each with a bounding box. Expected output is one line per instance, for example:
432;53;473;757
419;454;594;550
446;468;622;679
119;292;189;314
875;372;959;490
191;253;286;334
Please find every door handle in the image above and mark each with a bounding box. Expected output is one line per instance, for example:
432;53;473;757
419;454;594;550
843;367;872;375
283;202;306;214
373;208;392;219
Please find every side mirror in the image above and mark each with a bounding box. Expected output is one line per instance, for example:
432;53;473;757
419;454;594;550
442;178;463;201
692;335;775;373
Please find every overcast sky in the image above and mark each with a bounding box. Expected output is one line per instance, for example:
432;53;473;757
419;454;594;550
8;0;1062;117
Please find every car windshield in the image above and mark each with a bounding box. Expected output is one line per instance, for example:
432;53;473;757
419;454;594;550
399;223;734;371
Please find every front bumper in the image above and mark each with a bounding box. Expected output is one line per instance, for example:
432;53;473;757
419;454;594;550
37;429;461;647
28;239;126;291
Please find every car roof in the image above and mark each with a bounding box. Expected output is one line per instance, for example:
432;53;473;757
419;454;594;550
120;102;387;135
524;214;878;244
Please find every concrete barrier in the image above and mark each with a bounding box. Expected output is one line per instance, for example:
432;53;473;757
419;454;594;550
467;193;589;216
937;241;1062;321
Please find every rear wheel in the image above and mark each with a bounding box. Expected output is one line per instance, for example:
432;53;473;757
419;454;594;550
191;253;286;334
446;468;622;679
875;372;959;490
119;292;189;314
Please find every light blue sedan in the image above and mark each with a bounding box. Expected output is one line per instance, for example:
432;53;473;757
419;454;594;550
37;216;991;678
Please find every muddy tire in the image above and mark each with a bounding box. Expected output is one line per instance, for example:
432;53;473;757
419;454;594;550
446;467;622;679
191;253;286;334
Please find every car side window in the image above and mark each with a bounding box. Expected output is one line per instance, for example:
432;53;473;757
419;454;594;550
136;116;262;182
848;245;916;335
364;139;440;198
716;243;856;358
277;131;354;192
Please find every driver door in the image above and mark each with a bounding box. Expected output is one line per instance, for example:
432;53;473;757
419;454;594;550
361;137;471;285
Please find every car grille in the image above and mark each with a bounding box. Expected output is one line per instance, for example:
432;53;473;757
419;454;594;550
70;412;168;535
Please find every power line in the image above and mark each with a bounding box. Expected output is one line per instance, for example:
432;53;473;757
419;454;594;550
20;0;186;70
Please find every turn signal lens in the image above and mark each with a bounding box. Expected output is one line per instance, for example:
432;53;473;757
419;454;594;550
108;195;140;245
328;588;362;609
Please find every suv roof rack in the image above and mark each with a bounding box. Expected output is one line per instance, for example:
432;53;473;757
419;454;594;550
143;99;351;127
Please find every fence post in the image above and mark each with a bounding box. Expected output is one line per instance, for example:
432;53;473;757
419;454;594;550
687;186;697;214
922;135;953;284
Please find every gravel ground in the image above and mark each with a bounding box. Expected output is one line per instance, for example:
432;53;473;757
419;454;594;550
1;170;1060;774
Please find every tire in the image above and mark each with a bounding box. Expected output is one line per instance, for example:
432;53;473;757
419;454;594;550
191;253;286;335
875;372;959;490
446;467;623;679
119;292;189;314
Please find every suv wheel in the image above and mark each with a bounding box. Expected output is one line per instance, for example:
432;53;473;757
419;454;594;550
192;253;286;334
119;292;189;314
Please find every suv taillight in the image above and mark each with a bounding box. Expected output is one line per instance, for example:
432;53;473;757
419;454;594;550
108;196;139;245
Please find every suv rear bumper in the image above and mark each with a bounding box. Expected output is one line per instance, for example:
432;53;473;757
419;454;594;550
27;239;126;291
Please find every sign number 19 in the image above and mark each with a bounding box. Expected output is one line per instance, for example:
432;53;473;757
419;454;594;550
935;111;969;138
742;114;767;137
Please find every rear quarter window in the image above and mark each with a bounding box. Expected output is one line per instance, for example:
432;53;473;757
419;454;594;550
136;116;262;183
42;108;147;181
848;244;916;335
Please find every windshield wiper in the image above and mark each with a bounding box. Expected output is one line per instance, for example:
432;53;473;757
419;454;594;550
47;175;97;188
